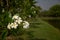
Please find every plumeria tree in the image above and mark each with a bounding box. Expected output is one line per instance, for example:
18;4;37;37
1;14;30;40
0;0;41;40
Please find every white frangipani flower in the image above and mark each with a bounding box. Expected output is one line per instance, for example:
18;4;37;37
15;19;22;24
7;23;11;29
11;22;18;29
23;21;29;29
13;22;18;29
10;23;14;28
7;22;18;29
12;15;19;20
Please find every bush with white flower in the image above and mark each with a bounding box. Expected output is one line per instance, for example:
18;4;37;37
1;14;30;40
7;14;29;29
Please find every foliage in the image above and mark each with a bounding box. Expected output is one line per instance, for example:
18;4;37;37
0;0;41;40
0;0;41;18
0;14;30;40
49;4;60;17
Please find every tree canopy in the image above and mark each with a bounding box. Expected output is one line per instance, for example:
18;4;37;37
49;4;60;17
0;0;41;18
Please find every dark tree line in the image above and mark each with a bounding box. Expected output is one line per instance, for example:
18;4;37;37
40;5;60;17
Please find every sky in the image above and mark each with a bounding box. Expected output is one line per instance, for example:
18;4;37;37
36;0;60;10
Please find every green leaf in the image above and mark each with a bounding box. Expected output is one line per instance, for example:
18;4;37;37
1;30;8;40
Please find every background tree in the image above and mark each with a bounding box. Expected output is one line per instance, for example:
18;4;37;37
49;5;60;17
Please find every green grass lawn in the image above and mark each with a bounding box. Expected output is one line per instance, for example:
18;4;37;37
27;18;60;40
40;17;60;29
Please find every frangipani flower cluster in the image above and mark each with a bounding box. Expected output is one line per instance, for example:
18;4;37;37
23;21;29;29
7;15;29;29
